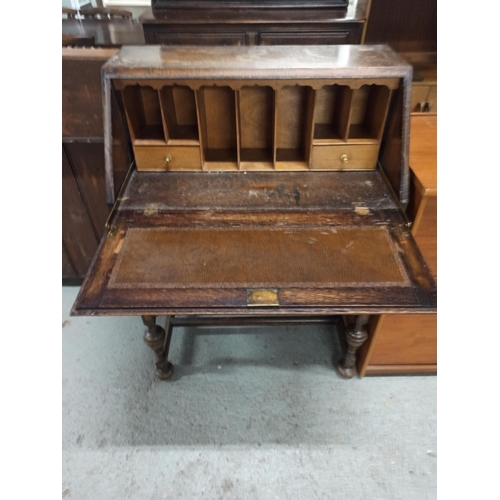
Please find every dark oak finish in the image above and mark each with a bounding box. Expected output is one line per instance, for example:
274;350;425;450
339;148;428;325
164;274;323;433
141;0;368;46
71;45;436;380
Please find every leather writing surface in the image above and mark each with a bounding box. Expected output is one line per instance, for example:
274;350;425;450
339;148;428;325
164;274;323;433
109;226;409;289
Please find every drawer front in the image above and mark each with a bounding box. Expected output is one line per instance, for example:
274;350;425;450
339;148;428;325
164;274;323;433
311;144;379;170
259;27;362;45
134;146;202;171
368;313;437;366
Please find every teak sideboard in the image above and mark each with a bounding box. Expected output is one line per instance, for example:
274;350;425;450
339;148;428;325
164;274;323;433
357;114;437;375
71;45;437;380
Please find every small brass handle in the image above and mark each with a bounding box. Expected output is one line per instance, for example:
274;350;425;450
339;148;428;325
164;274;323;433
340;154;349;164
164;155;172;165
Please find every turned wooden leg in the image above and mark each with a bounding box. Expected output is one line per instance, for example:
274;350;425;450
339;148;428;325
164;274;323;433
142;315;174;380
336;314;369;379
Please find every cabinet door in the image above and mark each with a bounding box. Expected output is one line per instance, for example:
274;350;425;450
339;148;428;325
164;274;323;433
64;143;111;237
153;31;246;46
62;145;99;278
259;26;362;45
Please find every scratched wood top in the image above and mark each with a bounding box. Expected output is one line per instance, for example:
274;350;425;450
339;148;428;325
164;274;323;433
117;170;399;212
103;44;412;80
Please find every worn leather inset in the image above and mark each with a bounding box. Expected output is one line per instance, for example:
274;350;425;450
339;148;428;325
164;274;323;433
109;226;408;289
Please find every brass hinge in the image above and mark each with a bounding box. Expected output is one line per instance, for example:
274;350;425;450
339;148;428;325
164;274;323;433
397;221;412;235
144;203;159;216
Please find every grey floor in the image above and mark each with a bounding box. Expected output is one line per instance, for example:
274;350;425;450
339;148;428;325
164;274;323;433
62;287;436;500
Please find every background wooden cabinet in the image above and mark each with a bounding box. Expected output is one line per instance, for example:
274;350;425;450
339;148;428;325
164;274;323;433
140;1;368;46
145;25;364;46
62;48;130;283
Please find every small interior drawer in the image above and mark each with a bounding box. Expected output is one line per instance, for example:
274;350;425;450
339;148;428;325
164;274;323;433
310;144;379;170
134;146;202;171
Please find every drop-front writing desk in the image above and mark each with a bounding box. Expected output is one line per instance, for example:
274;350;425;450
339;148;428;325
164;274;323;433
71;45;437;380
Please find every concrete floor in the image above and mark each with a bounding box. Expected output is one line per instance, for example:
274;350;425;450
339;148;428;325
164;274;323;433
62;286;436;499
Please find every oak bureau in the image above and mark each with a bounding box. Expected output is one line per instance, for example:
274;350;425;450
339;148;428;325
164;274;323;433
71;45;436;380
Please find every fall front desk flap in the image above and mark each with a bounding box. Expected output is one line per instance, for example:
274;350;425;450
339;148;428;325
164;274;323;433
71;45;436;316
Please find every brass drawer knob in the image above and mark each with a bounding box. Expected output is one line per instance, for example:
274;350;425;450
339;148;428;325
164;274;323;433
340;154;349;164
164;155;172;165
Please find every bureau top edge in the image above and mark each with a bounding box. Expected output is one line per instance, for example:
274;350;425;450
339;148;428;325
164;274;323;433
102;45;412;80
